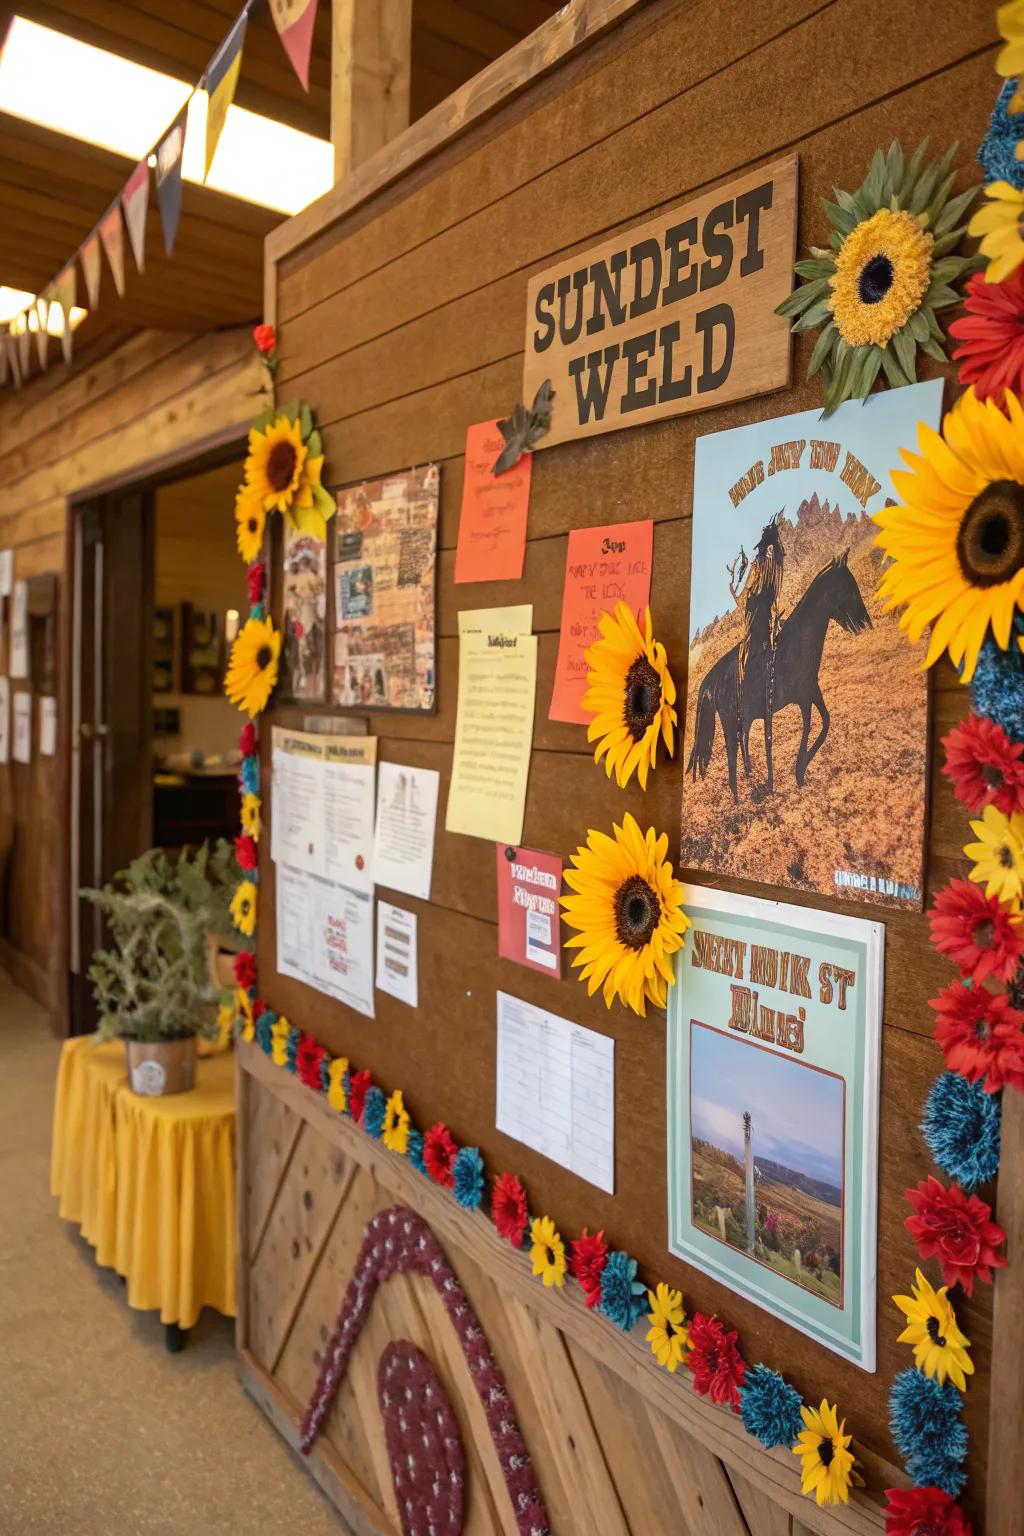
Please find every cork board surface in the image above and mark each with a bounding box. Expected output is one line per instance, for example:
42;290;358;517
261;0;1002;1495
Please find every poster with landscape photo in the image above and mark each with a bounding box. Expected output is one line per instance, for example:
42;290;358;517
667;884;883;1369
681;380;942;910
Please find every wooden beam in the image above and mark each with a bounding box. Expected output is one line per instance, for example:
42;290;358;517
330;0;412;185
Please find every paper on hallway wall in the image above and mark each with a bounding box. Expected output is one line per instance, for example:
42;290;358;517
454;420;532;583
496;844;563;977
270;727;376;894
372;761;439;901
39;696;56;757
496;991;615;1193
549;520;654;723
0;678;9;764
0;550;13;599
375;901;418;1008
445;606;537;845
276;862;375;1018
10;581;29;680
12;691;31;764
281;527;327;703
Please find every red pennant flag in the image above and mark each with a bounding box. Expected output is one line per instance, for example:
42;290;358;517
99;202;126;296
80;232;102;309
122;160;150;274
269;0;318;91
56;265;77;364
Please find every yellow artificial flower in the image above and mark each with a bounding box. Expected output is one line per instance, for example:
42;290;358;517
224;615;281;716
270;1015;291;1069
793;1400;858;1508
969;182;1024;284
560;812;690;1016
529;1216;566;1288
236;987;255;1043
327;1056;349;1113
213;1001;234;1051
241;793;261;842
582;602;676;790
894;1268;974;1391
230;880;257;937
383;1088;410;1155
646;1283;689;1373
829;207;933;349
997;1;1024;107
873;387;1024;681
283;450;330;539
245;414;308;515
235;484;266;564
965;803;1024;905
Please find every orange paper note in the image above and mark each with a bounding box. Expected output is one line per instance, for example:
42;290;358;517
549;520;654;724
454;420;532;583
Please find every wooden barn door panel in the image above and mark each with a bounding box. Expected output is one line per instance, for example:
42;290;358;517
244;1071;305;1260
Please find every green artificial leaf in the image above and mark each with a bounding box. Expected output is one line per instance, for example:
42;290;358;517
312;483;335;517
907;308;931;344
807;322;838;380
860;148;888;213
880;344;912;391
823;198;858;235
892;325;918;383
794;257;836;280
900;138;930;202
299;402;313;440
306;428;323;459
858;347;884;400
886;141;905;199
920;334;951;364
792;298;833;332
492;378;554;474
932;186;980;238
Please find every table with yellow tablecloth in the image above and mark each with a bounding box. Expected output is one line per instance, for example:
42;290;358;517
50;1035;236;1333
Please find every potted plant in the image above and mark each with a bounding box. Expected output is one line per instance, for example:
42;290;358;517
81;840;240;1096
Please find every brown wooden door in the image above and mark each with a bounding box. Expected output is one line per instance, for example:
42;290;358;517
68;491;155;1034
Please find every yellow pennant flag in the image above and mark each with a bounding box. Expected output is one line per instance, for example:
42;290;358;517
204;12;247;180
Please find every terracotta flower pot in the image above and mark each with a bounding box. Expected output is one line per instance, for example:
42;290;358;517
124;1036;197;1096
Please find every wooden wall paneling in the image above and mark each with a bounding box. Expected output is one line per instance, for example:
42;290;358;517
244;1070;305;1261
727;1469;795;1536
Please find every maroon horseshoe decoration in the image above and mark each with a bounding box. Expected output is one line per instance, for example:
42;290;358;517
379;1341;465;1536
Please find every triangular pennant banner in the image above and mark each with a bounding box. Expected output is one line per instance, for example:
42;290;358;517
8;331;22;389
16;316;30;377
0;332;9;389
269;0;318;91
122;160;150;274
80;232;102;309
155;110;187;256
99;202;126;297
56;265;77;364
34;293;50;372
204;11;247;179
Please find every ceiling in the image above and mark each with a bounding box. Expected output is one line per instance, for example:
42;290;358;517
1;0;561;374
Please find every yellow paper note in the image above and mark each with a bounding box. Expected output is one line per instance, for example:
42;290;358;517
446;609;537;844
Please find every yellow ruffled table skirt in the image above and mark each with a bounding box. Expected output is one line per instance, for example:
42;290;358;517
51;1035;237;1329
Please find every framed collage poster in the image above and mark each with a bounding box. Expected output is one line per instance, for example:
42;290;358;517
667;885;883;1370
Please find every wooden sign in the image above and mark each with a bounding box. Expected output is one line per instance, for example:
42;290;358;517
522;157;798;448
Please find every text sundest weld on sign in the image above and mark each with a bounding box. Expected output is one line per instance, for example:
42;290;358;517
522;158;798;447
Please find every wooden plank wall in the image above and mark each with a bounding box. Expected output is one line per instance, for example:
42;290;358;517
0;328;266;1011
257;0;1001;1522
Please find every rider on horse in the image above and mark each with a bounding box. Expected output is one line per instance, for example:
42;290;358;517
734;511;786;684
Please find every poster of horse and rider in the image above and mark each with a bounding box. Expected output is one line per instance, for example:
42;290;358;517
681;378;943;910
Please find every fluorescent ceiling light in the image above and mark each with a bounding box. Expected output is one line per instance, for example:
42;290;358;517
0;17;332;215
0;286;87;334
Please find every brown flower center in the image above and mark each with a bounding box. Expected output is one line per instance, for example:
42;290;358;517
972;918;995;951
926;1314;947;1349
624;656;662;741
247;515;259;534
613;874;661;950
818;1438;834;1469
266;439;298;492
982;762;1006;788
975;1012;992;1042
256;645;273;671
955;479;1024;588
858;253;895;305
999;842;1016;869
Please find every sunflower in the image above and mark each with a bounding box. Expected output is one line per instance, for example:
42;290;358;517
968;182;1024;283
529;1215;566;1288
327;1056;349;1114
873;387;1024;681
244;403;336;538
964;802;1024;905
270;1015;291;1069
382;1088;410;1156
225;615;281;716
582;603;676;790
997;0;1024;110
235;987;255;1042
793;1400;858;1507
235;484;266;564
893;1268;974;1391
241;792;261;842
646;1283;689;1373
777;140;977;413
560;813;689;1016
230;880;257;937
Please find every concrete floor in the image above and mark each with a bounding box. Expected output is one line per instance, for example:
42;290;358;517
0;969;345;1534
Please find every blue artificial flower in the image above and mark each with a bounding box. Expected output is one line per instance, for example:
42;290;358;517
285;1026;300;1074
250;601;266;622
452;1147;485;1209
407;1128;427;1175
255;1009;275;1055
363;1086;387;1140
599;1250;647;1332
970;625;1024;743
738;1364;804;1450
979;78;1024;189
889;1369;968;1497
240;755;260;795
921;1072;1002;1191
319;1055;332;1095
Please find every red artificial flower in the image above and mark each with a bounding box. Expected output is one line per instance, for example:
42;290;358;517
252;996;266;1019
296;1034;326;1092
235;833;258;872
423;1122;458;1188
904;1175;1007;1296
240;722;256;757
568;1227;609;1308
931;978;1024;1092
234;951;257;990
348;1069;372;1124
246;561;266;607
686;1312;745;1412
884;1485;973;1536
942;713;1024;816
252;322;277;357
950;266;1024;406
929;879;1024;983
491;1172;529;1247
